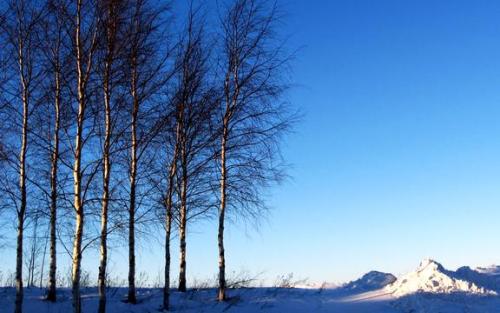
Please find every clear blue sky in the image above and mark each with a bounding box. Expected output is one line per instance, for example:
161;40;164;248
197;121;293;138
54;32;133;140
4;0;500;286
276;0;500;281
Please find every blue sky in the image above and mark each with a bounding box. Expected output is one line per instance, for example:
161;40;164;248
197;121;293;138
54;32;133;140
268;0;500;281
3;0;500;286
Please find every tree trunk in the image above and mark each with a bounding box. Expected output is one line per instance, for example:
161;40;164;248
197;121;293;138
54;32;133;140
98;74;112;313
15;176;26;313
72;111;84;313
128;166;137;303
72;2;87;311
47;62;60;302
217;119;229;302
163;121;179;310
15;45;30;313
163;188;173;310
98;4;119;304
71;96;84;309
71;204;83;313
178;145;188;292
128;68;138;305
15;208;25;313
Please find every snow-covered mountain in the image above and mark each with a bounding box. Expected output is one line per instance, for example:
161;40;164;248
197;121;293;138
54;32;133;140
386;259;496;297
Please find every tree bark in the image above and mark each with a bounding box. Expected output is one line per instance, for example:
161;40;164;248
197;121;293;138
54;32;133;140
15;107;27;312
163;174;173;310
218;69;237;301
178;136;188;292
47;58;61;303
71;2;90;312
163;119;180;310
97;64;112;313
98;1;120;308
15;31;30;313
71;99;85;313
127;61;138;305
217;117;229;302
71;203;83;313
15;199;26;313
128;151;137;302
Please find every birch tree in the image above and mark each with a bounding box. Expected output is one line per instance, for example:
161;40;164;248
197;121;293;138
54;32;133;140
1;1;43;311
162;125;177;310
158;85;179;310
39;0;71;301
216;0;292;301
174;7;218;293
124;0;173;303
71;1;98;312
96;1;127;311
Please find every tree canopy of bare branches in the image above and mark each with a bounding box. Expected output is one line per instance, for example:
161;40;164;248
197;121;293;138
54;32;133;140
0;0;295;312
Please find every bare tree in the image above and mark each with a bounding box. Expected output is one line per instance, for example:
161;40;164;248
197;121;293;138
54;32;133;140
95;1;127;312
0;1;43;311
38;0;72;301
216;0;293;301
46;11;63;302
71;1;98;312
126;5;140;300
174;5;218;294
124;0;173;304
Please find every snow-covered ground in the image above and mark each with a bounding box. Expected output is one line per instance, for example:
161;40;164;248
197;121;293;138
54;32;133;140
1;259;500;312
0;287;400;313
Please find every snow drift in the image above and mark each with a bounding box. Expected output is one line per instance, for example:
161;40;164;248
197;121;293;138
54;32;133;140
454;265;500;293
386;259;496;297
343;271;396;292
387;259;499;313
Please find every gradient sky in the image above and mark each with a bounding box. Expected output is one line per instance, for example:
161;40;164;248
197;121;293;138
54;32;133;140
4;0;500;286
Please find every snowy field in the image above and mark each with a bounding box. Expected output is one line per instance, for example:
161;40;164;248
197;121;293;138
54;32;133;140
2;259;500;313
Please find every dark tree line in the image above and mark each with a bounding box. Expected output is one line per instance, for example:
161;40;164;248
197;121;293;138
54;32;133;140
0;0;295;312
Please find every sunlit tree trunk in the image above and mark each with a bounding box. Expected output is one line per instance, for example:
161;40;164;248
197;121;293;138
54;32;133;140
15;66;29;313
71;80;85;313
217;108;230;302
218;68;238;301
14;13;33;309
98;2;118;311
71;1;94;311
